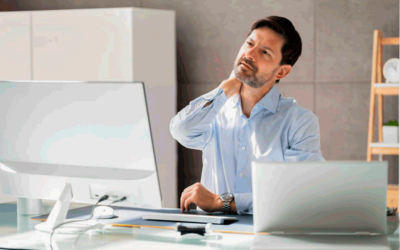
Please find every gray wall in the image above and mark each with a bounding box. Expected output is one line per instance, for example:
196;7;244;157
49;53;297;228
1;0;399;206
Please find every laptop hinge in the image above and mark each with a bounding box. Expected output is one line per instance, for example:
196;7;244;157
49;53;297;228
355;231;371;235
270;231;285;235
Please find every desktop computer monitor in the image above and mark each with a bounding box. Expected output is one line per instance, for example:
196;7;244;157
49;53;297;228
0;81;162;232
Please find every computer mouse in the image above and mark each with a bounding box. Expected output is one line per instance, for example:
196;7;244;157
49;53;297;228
93;205;114;219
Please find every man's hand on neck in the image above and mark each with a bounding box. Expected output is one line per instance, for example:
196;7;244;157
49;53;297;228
203;70;274;117
203;71;242;108
219;72;243;99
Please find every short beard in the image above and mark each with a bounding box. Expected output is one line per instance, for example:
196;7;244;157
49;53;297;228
233;63;278;89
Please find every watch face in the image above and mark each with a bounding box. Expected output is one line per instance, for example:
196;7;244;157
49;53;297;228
221;193;233;201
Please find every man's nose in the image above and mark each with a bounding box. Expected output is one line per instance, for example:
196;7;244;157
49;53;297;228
244;47;257;62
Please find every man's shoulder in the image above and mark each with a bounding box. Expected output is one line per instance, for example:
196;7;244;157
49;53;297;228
278;96;317;123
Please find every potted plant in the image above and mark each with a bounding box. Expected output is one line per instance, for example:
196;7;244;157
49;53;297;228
383;120;399;144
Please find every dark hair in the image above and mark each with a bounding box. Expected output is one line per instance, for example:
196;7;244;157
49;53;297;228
248;16;302;84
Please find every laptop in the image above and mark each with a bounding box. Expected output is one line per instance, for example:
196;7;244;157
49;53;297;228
252;161;388;235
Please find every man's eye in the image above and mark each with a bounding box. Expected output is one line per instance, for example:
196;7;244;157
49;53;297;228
247;42;252;46
263;51;269;55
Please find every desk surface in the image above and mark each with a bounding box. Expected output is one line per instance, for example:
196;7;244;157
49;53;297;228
0;202;399;250
31;204;254;234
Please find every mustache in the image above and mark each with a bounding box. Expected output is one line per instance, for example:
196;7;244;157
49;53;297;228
238;58;256;71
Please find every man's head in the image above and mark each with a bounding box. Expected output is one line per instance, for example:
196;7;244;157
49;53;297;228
233;16;302;88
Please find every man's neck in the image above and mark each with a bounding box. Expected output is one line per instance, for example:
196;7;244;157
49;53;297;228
240;82;274;118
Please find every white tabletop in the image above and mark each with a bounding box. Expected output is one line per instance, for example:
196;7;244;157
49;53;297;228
0;202;398;250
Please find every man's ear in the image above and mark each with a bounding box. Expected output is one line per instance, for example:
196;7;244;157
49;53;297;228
275;65;292;81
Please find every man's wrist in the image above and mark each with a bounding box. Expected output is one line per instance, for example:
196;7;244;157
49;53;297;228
215;195;224;212
214;194;237;213
230;199;237;214
217;193;237;214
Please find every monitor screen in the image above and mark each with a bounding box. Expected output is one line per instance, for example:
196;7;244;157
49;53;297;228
0;81;156;172
0;81;162;209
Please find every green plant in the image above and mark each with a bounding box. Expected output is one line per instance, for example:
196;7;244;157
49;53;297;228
384;120;399;126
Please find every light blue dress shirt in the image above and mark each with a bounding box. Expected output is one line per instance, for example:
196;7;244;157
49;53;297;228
170;84;325;214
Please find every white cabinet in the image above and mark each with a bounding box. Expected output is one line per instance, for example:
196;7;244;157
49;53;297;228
0;12;31;80
0;8;177;207
32;9;134;81
0;12;32;204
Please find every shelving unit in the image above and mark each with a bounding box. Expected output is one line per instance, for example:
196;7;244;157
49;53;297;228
366;30;399;208
367;30;400;161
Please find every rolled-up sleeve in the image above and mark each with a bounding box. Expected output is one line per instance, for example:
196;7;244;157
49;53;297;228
233;192;253;214
170;87;228;150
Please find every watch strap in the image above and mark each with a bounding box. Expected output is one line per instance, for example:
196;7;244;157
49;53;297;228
223;201;231;214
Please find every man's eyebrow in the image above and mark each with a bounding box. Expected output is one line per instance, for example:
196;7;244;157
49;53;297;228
247;37;275;55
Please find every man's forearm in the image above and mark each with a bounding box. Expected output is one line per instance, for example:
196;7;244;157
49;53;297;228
169;88;226;150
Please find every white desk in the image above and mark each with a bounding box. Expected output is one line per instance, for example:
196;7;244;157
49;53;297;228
0;202;398;250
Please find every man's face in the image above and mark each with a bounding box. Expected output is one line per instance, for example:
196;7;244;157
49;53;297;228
233;27;285;88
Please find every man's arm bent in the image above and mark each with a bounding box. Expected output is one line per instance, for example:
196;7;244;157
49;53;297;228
170;77;242;150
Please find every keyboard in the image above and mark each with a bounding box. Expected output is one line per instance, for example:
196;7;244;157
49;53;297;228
142;213;238;224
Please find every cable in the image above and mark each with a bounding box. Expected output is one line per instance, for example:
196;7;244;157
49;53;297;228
49;194;109;250
108;196;127;206
71;196;127;249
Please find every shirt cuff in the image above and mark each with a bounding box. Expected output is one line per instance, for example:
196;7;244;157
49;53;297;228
233;193;253;215
200;87;224;102
198;87;228;112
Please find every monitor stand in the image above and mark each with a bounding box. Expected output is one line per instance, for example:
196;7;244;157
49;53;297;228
18;197;42;215
34;183;104;234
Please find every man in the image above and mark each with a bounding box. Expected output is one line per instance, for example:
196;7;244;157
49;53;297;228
170;16;325;215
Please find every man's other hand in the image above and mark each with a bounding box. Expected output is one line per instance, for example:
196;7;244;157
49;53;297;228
180;182;222;212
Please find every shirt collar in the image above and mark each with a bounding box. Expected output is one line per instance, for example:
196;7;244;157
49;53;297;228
231;85;281;113
256;85;280;113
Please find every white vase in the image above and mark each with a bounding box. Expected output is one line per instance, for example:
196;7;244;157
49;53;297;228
383;126;399;144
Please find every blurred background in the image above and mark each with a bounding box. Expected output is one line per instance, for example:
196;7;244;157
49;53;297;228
0;0;399;208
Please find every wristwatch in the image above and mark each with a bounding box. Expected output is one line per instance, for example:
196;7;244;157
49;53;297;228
220;193;234;214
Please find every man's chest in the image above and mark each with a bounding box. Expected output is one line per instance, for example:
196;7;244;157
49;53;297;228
214;111;289;161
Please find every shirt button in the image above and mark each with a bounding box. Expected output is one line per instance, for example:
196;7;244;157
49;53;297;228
242;146;246;150
245;120;249;124
239;173;243;177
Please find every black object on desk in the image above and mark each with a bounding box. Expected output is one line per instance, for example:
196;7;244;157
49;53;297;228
175;223;211;236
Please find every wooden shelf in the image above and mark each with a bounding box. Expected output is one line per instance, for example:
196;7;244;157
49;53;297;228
369;143;399;155
371;148;399;155
382;37;400;45
373;83;399;95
